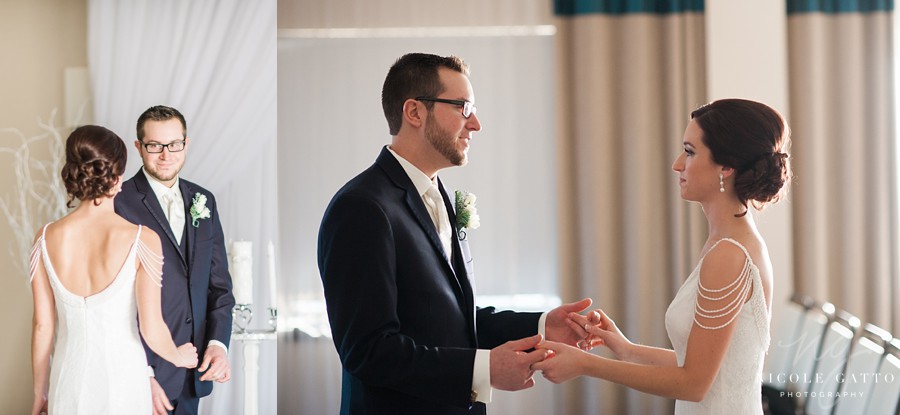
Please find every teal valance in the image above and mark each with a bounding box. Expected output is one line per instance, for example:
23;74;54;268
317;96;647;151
554;0;704;16
787;0;893;13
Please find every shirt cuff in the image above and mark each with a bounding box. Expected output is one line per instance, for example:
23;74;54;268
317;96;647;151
147;366;155;378
538;312;548;339
208;340;228;355
472;349;492;404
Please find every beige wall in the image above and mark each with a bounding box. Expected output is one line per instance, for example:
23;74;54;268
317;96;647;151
277;0;554;28
705;0;795;332
0;0;87;411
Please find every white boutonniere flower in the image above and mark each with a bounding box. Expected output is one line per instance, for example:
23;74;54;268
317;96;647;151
454;190;480;240
189;192;211;227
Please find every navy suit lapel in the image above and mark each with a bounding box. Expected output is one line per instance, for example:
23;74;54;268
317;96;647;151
134;171;186;265
404;192;448;259
437;180;460;271
180;181;196;272
376;149;465;300
439;180;479;341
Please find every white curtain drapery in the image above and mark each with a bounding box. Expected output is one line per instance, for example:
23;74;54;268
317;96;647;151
88;1;278;414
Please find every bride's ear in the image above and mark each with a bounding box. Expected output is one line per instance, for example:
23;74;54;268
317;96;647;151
720;166;735;179
112;176;124;195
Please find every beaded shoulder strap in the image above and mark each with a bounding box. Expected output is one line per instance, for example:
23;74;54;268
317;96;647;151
28;224;51;283
134;225;164;287
693;238;754;330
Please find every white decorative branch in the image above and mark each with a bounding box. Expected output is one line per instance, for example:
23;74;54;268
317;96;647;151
0;110;68;278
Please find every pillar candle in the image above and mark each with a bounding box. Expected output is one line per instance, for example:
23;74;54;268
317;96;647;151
230;241;253;305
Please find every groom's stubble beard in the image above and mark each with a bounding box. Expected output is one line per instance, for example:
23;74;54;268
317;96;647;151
425;112;467;167
145;161;184;184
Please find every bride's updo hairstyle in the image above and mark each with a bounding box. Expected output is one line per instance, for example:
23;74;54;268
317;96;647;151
61;125;127;207
691;99;792;216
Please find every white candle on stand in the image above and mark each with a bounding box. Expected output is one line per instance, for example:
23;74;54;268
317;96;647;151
267;240;277;309
230;241;253;305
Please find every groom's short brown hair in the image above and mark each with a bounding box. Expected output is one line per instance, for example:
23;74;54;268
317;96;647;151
137;105;187;141
381;53;469;136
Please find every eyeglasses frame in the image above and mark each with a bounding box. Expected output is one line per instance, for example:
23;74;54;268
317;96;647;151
140;140;187;154
414;96;476;119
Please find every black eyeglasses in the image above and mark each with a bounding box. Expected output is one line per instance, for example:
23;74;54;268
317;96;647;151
141;140;186;153
415;97;476;119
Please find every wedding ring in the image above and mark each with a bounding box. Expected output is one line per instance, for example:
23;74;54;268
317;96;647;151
584;323;590;331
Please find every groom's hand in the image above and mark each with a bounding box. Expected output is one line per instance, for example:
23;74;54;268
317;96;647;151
545;298;593;348
149;377;173;415
198;345;231;383
489;334;547;391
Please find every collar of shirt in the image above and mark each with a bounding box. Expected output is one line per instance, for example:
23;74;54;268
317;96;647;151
142;167;182;205
386;145;439;197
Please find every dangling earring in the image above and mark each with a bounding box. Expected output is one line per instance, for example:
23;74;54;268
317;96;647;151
719;173;725;193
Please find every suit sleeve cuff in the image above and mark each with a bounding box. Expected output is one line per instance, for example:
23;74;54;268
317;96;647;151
208;340;228;355
472;349;492;404
538;312;548;339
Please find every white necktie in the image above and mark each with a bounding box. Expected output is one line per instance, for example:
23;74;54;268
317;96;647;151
424;185;453;258
163;190;185;245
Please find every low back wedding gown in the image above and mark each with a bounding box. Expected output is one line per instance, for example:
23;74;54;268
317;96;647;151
665;238;771;414
31;223;162;414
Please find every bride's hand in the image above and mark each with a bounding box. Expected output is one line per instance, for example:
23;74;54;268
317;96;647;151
567;309;633;360
531;340;587;384
31;393;48;415
176;343;199;368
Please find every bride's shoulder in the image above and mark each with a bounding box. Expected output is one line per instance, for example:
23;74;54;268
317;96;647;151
31;222;52;245
135;225;162;251
698;240;753;285
104;218;158;249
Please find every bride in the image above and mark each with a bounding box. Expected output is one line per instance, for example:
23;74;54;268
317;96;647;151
30;125;198;415
534;99;792;414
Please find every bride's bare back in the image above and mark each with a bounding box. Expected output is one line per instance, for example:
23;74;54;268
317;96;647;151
43;212;141;298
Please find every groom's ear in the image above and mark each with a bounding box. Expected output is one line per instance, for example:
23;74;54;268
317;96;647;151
402;99;424;128
134;140;142;152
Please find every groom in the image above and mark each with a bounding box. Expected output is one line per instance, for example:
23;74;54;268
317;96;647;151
115;105;235;415
318;53;594;415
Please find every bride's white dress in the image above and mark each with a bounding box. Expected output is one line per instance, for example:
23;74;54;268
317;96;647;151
665;238;771;414
31;223;160;414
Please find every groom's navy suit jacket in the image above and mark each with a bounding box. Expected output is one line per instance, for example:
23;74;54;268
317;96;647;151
115;170;235;400
318;148;541;415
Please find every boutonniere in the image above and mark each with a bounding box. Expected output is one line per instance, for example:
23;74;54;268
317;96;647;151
189;192;211;227
454;190;480;240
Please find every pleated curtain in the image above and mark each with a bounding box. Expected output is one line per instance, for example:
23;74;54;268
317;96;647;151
553;1;707;413
787;0;899;333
